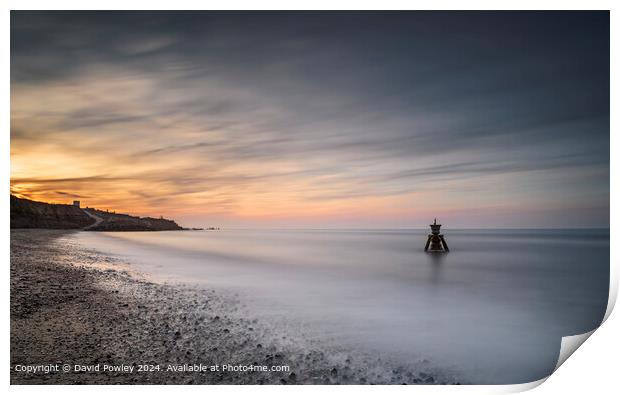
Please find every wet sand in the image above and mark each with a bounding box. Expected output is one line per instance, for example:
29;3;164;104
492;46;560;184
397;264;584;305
10;229;457;384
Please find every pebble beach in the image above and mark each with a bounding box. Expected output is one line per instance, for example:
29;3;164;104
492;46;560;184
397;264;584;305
10;229;454;385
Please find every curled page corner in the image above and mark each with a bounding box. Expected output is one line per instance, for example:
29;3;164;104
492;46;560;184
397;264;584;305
523;280;617;391
553;329;596;373
506;329;598;393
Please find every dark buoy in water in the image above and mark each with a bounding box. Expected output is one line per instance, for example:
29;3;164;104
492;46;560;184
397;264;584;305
424;218;449;252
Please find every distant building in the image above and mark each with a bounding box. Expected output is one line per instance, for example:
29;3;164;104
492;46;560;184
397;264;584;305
73;200;80;208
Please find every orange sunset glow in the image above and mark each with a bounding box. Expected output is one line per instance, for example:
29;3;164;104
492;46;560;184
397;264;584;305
10;12;609;228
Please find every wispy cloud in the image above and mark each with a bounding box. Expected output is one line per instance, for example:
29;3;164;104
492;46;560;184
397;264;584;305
10;11;609;227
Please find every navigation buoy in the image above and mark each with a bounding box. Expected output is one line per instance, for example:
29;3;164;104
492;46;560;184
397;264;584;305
424;218;449;252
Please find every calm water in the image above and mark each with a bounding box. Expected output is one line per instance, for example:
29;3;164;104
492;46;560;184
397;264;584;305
76;228;609;384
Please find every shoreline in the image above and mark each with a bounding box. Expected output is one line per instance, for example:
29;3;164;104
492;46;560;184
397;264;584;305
10;229;459;385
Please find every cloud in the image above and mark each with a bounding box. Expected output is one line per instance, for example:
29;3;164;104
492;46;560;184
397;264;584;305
10;11;610;227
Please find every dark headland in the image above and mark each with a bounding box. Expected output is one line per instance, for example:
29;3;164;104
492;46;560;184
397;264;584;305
10;195;183;231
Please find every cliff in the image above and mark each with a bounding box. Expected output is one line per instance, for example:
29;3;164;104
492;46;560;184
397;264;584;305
10;195;183;231
11;195;95;229
83;208;182;231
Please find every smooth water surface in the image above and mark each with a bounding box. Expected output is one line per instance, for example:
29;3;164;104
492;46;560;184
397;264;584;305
76;229;609;384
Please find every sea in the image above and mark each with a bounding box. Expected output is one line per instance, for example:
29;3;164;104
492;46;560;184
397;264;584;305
75;228;609;384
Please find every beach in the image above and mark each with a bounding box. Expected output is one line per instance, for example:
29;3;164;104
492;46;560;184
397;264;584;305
10;229;455;385
11;228;609;384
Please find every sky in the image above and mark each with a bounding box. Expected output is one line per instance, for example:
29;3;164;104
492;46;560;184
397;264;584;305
10;11;609;228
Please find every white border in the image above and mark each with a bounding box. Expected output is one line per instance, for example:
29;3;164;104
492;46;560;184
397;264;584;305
3;2;617;394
